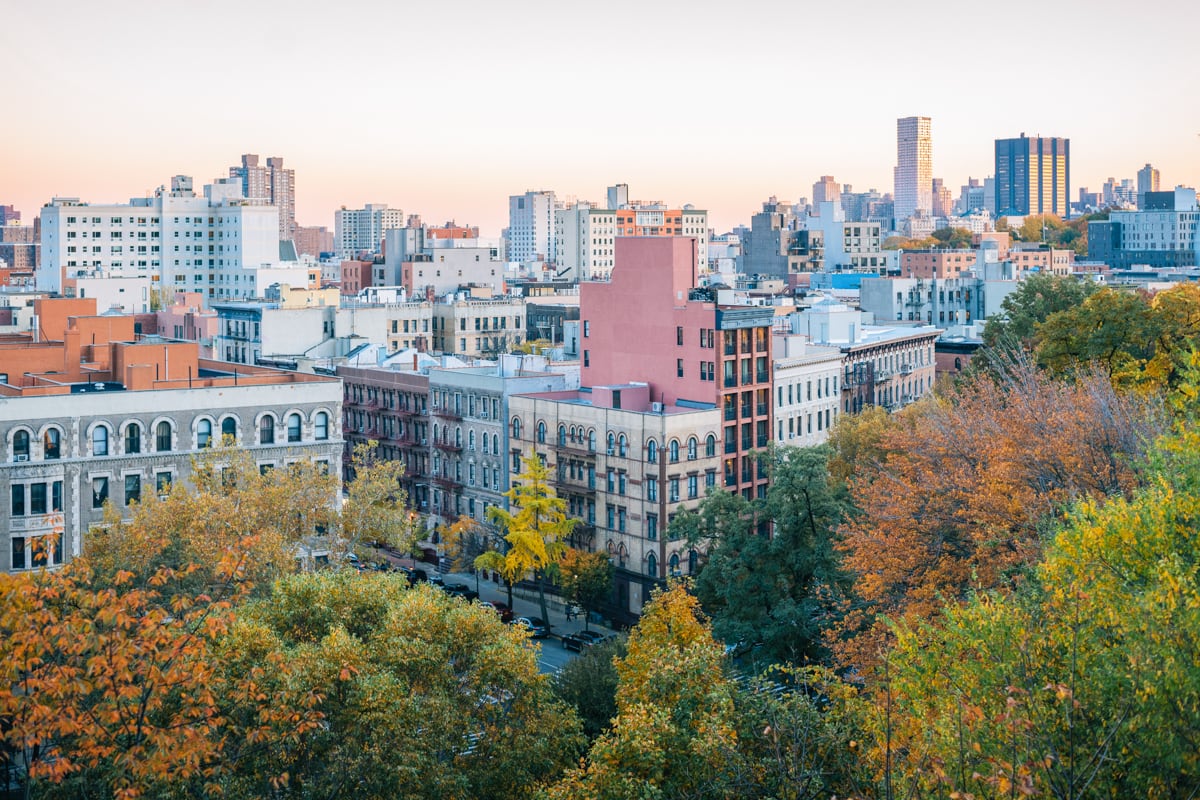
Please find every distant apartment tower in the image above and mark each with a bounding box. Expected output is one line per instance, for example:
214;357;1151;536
995;134;1071;219
1137;163;1161;208
893;116;933;225
507;190;557;264
334;204;404;259
229;154;296;241
812;176;841;210
0;205;20;225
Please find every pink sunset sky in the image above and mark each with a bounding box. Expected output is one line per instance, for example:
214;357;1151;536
3;0;1198;235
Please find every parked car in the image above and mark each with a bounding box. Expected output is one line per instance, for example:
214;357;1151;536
478;600;514;623
397;566;428;586
442;583;479;602
561;629;609;652
512;616;549;638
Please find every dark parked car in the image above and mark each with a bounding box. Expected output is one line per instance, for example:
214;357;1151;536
442;582;479;602
398;566;428;586
478;600;514;623
512;616;549;638
561;629;609;652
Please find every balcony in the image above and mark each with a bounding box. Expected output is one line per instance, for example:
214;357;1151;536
755;371;769;384
433;439;462;452
724;376;737;388
432;406;462;420
723;407;737;422
755;403;768;416
431;475;458;490
756;435;769;448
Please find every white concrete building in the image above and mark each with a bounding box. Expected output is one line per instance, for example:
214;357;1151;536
894;116;933;225
507;190;557;265
771;336;844;446
334;204;404;259
39;176;304;303
555;204;619;281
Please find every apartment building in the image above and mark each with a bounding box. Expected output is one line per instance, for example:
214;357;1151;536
771;335;844;446
334;204;404;259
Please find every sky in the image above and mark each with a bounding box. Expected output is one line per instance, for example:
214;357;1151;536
3;0;1199;235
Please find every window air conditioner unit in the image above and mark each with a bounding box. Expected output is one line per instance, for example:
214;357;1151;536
651;402;663;413
14;454;28;462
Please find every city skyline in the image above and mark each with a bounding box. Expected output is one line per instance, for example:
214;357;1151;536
3;0;1198;236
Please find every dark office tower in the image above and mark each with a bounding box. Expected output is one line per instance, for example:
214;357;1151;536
995;134;1070;219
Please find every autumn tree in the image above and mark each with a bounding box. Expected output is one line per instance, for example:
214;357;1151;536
973;273;1098;377
544;584;741;799
340;439;419;558
439;514;494;574
930;226;973;248
674;445;850;666
487;453;576;627
556;548;613;631
552;636;627;741
836;360;1167;671
879;418;1200;798
194;571;584;799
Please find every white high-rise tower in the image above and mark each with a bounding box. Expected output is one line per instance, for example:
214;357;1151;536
893;116;932;225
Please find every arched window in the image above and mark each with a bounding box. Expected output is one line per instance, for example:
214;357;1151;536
469;430;476;450
44;428;61;459
669;439;679;463
197;419;212;449
287;413;302;442
687;437;698;461
92;425;109;457
511;418;521;439
537;421;546;444
669;553;681;576
607;432;615;455
647;440;658;463
618;434;628;457
954;357;962;371
587;429;596;452
557;425;566;446
647;552;658;578
455;427;462;447
221;416;237;443
482;432;490;454
125;423;141;455
314;411;329;441
13;430;30;460
705;434;716;457
689;549;699;575
260;415;275;445
156;421;172;452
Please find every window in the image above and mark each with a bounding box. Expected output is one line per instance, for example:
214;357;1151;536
537;421;546;444
706;470;716;488
260;415;275;445
669;553;681;576
705;434;716;457
669;440;679;463
13;430;29;460
647;513;658;540
92;425;109;456
587;429;596;452
125;423;141;454
647;479;658;502
618;509;626;532
11;484;24;516
687;437;697;460
156;421;172;452
647;440;658;463
10;538;24;570
92;477;109;509
221;416;237;443
557;425;566;446
676;326;684;346
688;475;698;499
512;418;522;439
287;413;302;442
125;474;141;505
52;481;62;512
156;472;172;497
607;432;615;455
29;483;47;515
669;478;680;502
197;419;212;448
677;358;684;378
647;552;657;578
618;434;627;457
44;428;61;459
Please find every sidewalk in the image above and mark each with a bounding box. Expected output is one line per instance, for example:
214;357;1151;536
441;568;617;642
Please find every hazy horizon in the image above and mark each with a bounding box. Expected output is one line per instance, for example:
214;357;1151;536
4;0;1198;236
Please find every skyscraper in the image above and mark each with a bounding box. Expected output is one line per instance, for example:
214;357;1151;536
893;117;932;226
994;134;1071;219
507;190;557;264
229;154;296;242
1137;163;1160;208
812;176;841;211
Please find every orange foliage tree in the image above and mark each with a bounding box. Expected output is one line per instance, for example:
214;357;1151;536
834;360;1167;671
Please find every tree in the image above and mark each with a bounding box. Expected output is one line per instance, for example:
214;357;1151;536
199;571;585;799
879;418;1200;798
557;548;613;631
440;514;493;576
552;636;627;741
487;453;576;628
675;446;850;666
973;273;1098;377
340;440;419;558
835;361;1167;672
930;226;973;249
544;584;740;800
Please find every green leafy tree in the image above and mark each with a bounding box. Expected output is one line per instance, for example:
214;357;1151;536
340;440;419;558
972;273;1098;378
487;453;576;628
552;636;627;741
674;445;850;666
201;571;585;799
930;226;973;248
557;548;614;631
